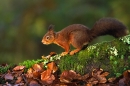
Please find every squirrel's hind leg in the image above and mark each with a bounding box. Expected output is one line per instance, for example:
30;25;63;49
70;39;88;55
70;31;89;55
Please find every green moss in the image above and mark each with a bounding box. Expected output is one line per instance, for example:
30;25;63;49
58;35;130;76
119;35;130;44
19;59;44;69
0;64;14;74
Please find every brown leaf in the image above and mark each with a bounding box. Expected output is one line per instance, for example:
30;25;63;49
108;77;116;83
41;69;55;85
26;68;33;78
14;83;25;86
97;75;107;83
123;70;130;85
60;70;81;83
119;78;125;86
86;83;92;86
87;77;98;85
100;72;109;77
79;73;90;81
86;81;99;86
33;71;41;79
47;62;58;73
32;64;43;72
91;68;109;84
31;64;44;79
92;68;103;77
98;72;109;83
4;73;14;80
12;69;24;78
96;83;110;86
13;66;25;71
5;82;12;86
29;80;41;86
15;76;23;84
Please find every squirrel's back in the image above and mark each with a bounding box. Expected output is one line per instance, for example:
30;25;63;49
90;18;129;39
57;24;91;42
42;17;129;55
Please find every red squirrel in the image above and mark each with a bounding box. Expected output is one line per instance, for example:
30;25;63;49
42;18;129;56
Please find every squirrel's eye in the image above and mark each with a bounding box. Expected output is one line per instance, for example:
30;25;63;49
46;36;50;40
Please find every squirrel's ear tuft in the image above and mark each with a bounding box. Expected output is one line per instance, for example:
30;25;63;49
48;24;54;31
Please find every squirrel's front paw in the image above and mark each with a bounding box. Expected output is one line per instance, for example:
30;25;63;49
70;51;75;55
70;49;80;55
61;52;68;56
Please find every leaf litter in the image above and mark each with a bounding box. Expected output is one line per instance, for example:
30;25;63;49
0;61;130;86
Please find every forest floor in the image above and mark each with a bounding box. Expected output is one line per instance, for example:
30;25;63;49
0;61;130;86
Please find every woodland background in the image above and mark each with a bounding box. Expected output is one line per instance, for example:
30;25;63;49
0;0;130;64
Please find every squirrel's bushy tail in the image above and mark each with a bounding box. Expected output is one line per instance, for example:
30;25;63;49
90;18;129;40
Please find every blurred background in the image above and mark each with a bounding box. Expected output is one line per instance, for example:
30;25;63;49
0;0;130;64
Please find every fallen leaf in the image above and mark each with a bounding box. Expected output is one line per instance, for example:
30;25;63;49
47;62;58;73
98;72;109;83
60;70;81;83
119;78;125;86
4;73;14;80
100;72;109;77
12;70;24;78
87;77;98;85
29;80;41;86
32;64;43;72
26;68;33;78
32;64;44;79
13;66;25;71
41;69;55;85
86;83;92;86
80;73;90;80
15;76;23;84
108;77;116;83
123;70;130;85
14;83;25;86
91;68;109;84
92;68;103;77
5;82;12;86
97;75;107;83
33;71;41;79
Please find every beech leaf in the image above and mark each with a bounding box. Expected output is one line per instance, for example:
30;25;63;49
47;62;58;73
29;80;41;86
4;73;14;80
41;69;55;85
13;66;25;71
60;70;81;83
32;64;43;72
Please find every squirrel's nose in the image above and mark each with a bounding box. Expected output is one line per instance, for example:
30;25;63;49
41;40;44;44
41;40;46;44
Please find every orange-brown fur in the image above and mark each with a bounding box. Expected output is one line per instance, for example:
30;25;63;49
42;18;129;56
